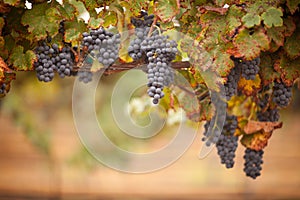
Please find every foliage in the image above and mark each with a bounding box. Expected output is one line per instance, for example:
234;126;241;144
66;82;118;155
1;0;300;177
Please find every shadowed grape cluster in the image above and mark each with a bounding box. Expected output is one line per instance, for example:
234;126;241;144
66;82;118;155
257;93;280;122
239;57;260;80
224;63;241;100
272;82;292;107
243;148;264;179
0;83;6;94
216;115;238;168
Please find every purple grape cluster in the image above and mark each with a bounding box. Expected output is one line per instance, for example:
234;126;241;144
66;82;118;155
243;148;264;179
216;115;239;168
128;12;155;60
272;82;292;107
224;63;241;100
239;57;260;80
0;83;6;94
34;42;74;82
141;35;177;104
82;27;121;67
34;43;57;82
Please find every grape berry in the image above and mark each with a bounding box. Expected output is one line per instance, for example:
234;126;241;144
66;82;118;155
272;82;292;107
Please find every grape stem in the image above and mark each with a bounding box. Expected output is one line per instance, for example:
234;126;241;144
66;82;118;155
148;16;158;37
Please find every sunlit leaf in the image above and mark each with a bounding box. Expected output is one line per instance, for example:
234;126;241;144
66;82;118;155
9;45;36;71
261;7;283;28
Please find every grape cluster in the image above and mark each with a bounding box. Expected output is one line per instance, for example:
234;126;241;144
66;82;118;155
216;115;238;168
34;42;74;82
128;13;155;60
59;21;65;35
78;60;93;84
224;64;241;100
239;57;260;80
56;46;74;78
82;27;121;67
243;148;264;179
141;35;177;104
34;43;57;82
0;83;6;94
256;93;280;122
272;82;292;107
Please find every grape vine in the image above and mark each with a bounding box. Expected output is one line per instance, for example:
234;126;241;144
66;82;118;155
1;0;300;180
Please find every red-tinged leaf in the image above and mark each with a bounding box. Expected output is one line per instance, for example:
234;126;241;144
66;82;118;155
241;131;272;151
154;0;180;22
233;28;270;60
274;54;300;86
21;3;61;40
286;0;300;14
9;45;36;71
243;120;282;134
283;26;300;59
259;53;281;85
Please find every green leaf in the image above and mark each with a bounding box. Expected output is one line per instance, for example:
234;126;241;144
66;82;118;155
9;45;36;71
102;12;118;27
259;53;281;85
21;3;61;40
274;53;300;86
119;0;148;16
226;5;243;35
88;17;104;29
56;1;77;20
266;26;285;46
286;0;300;14
283;27;300;59
3;0;19;6
261;7;283;28
64;20;87;43
154;0;180;22
233;28;270;60
242;13;261;28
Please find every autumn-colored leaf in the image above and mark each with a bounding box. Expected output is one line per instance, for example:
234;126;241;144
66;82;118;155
286;0;300;14
243;120;282;134
241;130;272;151
233;28;270;60
238;76;261;96
274;53;300;86
154;0;180;23
283;26;300;59
259;53;281;85
9;45;36;71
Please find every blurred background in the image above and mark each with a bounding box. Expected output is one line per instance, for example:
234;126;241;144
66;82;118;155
0;71;300;200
